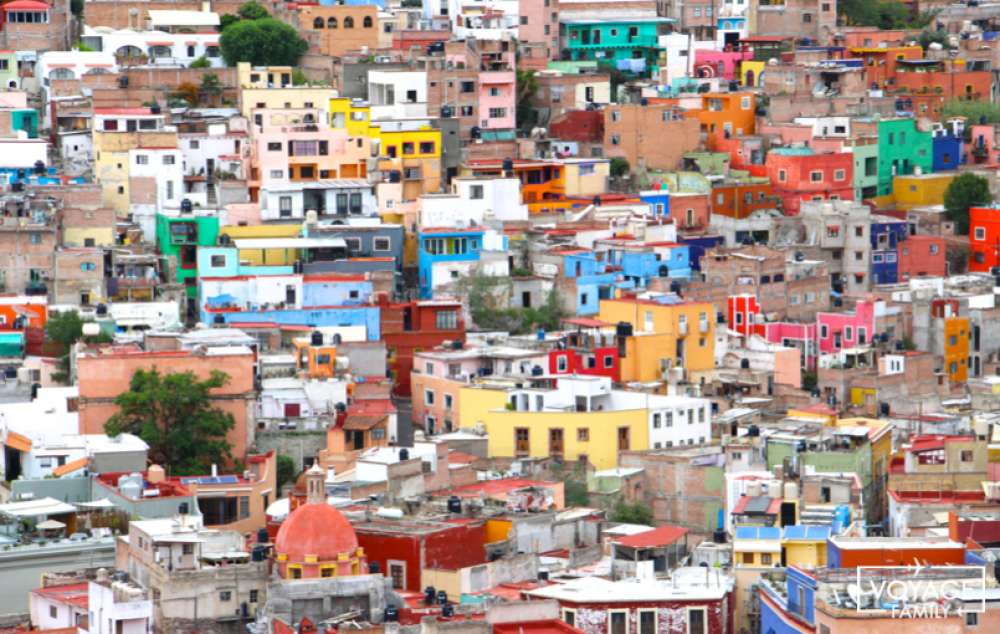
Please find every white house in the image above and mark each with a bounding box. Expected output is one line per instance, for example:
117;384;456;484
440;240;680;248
81;25;224;67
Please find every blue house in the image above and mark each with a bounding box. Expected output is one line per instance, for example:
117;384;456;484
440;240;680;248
932;133;962;172
560;250;618;315
759;565;817;634
682;235;724;271
870;215;908;285
613;242;691;287
417;228;490;299
639;189;670;217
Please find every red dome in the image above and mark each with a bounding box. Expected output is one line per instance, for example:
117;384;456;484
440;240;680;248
274;503;358;562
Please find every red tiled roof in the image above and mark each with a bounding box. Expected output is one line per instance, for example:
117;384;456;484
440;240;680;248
906;435;973;453
612;525;689;548
32;582;89;609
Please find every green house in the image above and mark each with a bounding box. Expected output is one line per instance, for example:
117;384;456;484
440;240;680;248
155;213;220;305
561;18;673;77
876;119;933;196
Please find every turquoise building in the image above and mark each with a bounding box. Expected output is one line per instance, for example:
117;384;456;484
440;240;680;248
875;119;934;196
561;18;673;76
11;109;38;138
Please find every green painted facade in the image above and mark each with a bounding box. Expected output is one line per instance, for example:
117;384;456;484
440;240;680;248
155;213;220;300
11;110;38;139
876;119;933;196
562;19;671;77
851;143;879;199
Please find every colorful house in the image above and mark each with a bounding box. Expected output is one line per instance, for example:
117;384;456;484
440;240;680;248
869;215;908;285
560;18;674;77
0;50;17;89
765;148;854;215
759;566;817;634
417;227;487;299
875;119;934;196
968;205;1000;273
461;159;569;214
897;234;946;280
155;212;220;313
891;172;956;210
816;299;881;355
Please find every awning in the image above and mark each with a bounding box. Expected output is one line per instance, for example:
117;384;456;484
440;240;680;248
4;431;32;452
53;457;88;477
36;519;66;530
0;497;77;518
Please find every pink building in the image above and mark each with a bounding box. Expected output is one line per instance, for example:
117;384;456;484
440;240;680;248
967;123;1000;166
816;299;879;354
728;295;818;369
518;0;560;69
693;49;754;81
249;106;372;208
479;70;517;131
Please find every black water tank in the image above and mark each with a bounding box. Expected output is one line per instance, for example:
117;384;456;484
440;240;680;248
96;303;108;316
447;495;462;513
257;528;269;544
399;448;410;460
502;157;514;174
384;606;399;622
424;586;437;605
616;321;634;338
538;570;549;581
880;402;890;416
531;365;544;376
747;424;760;437
388;170;401;183
213;314;225;324
335;402;347;413
740;358;750;369
33;160;45;175
180;198;193;213
333;333;342;345
442;603;454;617
251;546;266;562
311;331;323;346
293;260;304;274
219;233;232;246
452;339;463;350
437;590;449;605
179;502;189;514
369;561;381;574
713;528;727;543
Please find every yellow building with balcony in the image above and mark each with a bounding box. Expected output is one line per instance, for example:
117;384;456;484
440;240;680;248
597;296;716;382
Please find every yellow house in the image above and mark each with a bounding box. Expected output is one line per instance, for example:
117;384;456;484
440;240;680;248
330;97;443;201
458;379;650;470
597;297;716;382
218;223;303;266
892;172;956;210
781;525;830;568
562;159;610;197
943;316;970;383
93;127;177;216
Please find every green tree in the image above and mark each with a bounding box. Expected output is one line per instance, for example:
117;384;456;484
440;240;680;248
610;157;630;179
609;499;654;525
942;99;1000;128
277;454;298;489
189;56;211;69
292;69;309;86
516;70;539;133
105;369;236;475
200;74;223;105
71;0;83;18
236;0;269;20
220;14;240;31
45;311;110;383
219;18;309;67
944;172;993;235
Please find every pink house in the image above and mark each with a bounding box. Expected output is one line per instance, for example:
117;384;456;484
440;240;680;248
518;0;560;69
967;123;999;166
764;322;819;370
816;299;879;354
693;49;753;81
479;70;517;130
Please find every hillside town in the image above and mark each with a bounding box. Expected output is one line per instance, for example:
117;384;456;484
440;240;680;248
2;0;1000;632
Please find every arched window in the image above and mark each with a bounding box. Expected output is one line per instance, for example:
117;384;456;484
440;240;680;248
327;17;337;28
363;16;373;28
344;16;354;28
313;17;324;28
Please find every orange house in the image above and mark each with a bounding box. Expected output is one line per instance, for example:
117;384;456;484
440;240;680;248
0;295;47;355
462;159;569;214
77;346;257;462
293;335;339;379
848;45;923;90
687;92;756;150
710;180;776;219
894;61;992;119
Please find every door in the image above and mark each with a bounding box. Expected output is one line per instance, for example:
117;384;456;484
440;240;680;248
285;285;296;306
515;428;530;456
617;427;630;451
284;403;300;417
522;291;532;308
388;561;406;589
549;428;564;458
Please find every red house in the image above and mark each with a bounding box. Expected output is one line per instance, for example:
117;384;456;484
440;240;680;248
523;570;735;634
765;149;854;216
549;318;621;381
354;517;487;594
968;205;1000;272
379;295;466;397
897;234;947;280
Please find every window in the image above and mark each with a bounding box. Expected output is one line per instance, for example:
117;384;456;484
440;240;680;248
611;134;621;145
419;141;435;154
344;16;354;28
975;227;986;240
136;154;148;165
762;553;773;565
557;355;568;372
267;142;282;151
249;590;258;603
374;237;391;251
470;184;484;200
515;428;530;455
436;311;458;329
778;169;786;182
211;255;226;267
604;355;614;368
611;110;621;122
687;608;707;634
834;169;846;181
803;12;812;22
389;561;406;588
344;237;361;252
967;612;979;626
488;107;507;119
239;496;249;519
444;394;453;410
810;170;823;182
279;196;292;217
653;413;661;429
609;610;628;634
363;16;373;27
49;606;57;619
638;610;657;634
563;610;576;628
270;170;283;179
961;449;974;462
163;155;175;165
577;428;589;442
219;591;232;601
425;389;435;406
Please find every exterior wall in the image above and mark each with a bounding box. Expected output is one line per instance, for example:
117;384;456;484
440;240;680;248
897;235;947;280
299;6;380;57
604;105;701;171
548;596;731;634
78;350;255;461
766;151;855;215
892;173;956;210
